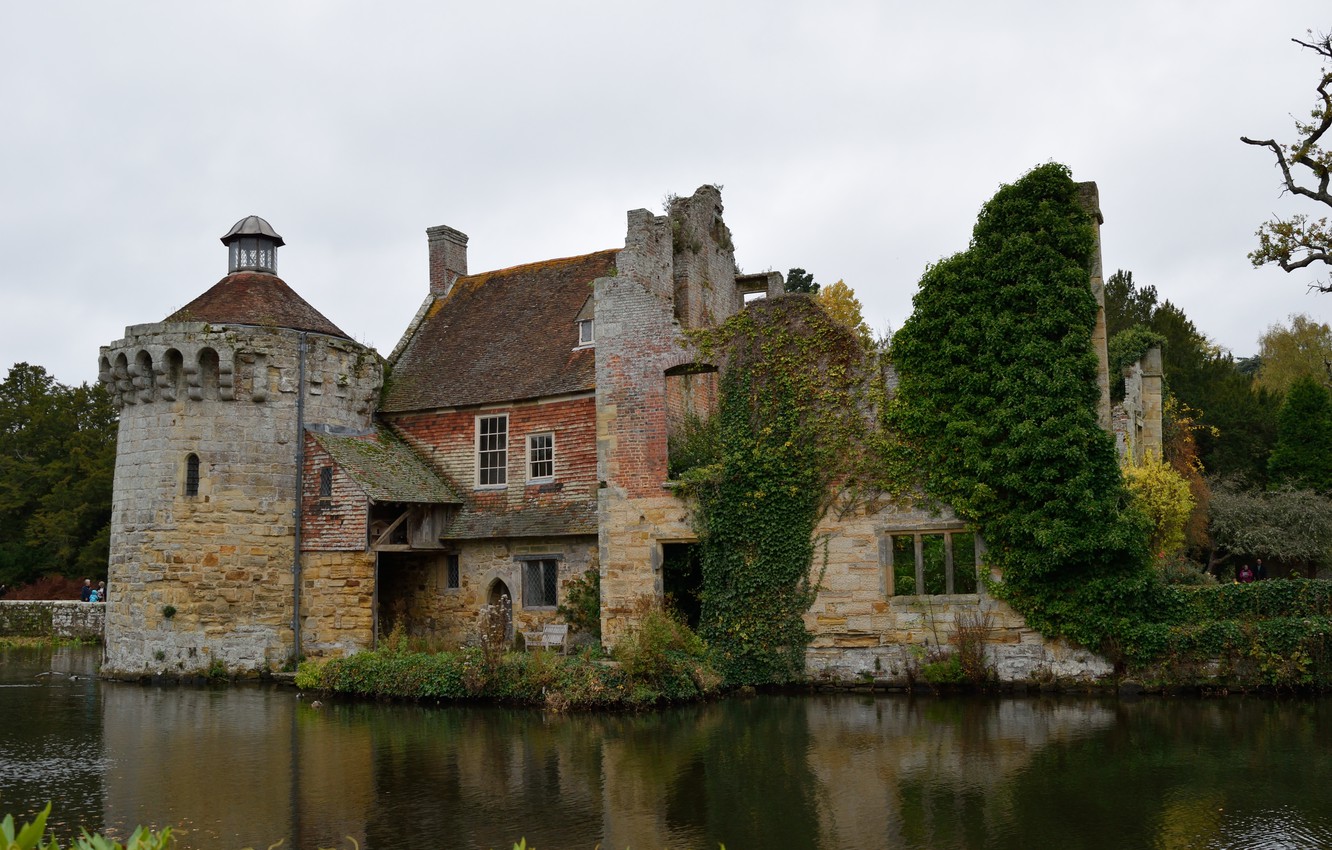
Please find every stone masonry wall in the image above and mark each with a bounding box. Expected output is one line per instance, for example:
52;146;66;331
0;600;105;639
99;322;379;677
805;497;1112;684
378;535;597;646
301;550;375;657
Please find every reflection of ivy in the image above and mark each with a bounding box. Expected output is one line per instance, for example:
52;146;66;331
684;296;891;684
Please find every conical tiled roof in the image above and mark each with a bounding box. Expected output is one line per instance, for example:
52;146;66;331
165;272;349;338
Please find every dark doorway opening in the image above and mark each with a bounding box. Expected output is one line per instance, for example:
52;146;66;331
662;543;702;629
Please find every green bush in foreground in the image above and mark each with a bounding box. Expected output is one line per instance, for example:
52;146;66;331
2;804;171;850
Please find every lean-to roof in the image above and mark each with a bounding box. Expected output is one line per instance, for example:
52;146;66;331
310;426;460;504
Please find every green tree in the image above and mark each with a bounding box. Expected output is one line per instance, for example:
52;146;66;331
1267;375;1332;491
1208;478;1332;577
889;162;1149;644
0;363;117;587
784;267;819;294
1103;269;1158;339
1255;313;1332;394
1242;31;1332;292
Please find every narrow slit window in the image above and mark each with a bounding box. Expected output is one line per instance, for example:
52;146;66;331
318;466;333;498
446;553;460;590
185;453;200;497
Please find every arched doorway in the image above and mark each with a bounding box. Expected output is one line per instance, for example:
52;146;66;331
487;579;513;641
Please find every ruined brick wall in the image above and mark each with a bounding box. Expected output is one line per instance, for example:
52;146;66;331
99;323;379;677
595;187;745;644
301;435;370;551
387;395;598;511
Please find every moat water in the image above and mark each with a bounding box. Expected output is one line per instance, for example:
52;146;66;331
2;645;1330;850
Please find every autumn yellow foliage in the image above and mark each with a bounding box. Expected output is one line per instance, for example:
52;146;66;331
1122;452;1195;562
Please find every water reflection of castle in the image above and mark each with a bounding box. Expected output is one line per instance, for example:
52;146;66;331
96;687;1115;848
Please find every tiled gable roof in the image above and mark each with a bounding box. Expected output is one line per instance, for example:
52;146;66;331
381;250;618;412
310;426;460;504
166;272;349;339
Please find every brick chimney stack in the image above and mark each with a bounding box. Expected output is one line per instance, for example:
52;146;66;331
427;225;469;297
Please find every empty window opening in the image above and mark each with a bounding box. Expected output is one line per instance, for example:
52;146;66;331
888;530;978;596
477;414;508;487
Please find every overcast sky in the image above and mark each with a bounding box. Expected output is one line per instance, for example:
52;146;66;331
2;2;1329;388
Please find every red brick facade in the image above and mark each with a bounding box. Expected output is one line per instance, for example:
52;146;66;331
386;394;598;519
301;436;370;552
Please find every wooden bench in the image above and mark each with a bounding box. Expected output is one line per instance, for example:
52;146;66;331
522;623;569;654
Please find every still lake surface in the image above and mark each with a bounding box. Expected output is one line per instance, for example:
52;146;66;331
1;645;1330;850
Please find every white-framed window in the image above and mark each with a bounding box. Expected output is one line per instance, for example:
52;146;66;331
528;432;554;482
476;414;508;488
577;319;594;347
520;557;560;608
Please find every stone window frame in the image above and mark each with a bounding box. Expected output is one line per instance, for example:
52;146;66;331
516;554;561;609
882;527;985;598
445;552;460;591
475;413;508;489
527;431;555;483
184;453;201;498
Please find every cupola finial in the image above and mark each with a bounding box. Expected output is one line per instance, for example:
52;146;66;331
220;215;285;275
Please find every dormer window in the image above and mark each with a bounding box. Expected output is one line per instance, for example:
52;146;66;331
577;319;595;347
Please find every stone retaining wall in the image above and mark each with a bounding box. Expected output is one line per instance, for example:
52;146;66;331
0;600;105;640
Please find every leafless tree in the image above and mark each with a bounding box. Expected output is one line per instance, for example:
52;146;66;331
1242;31;1332;293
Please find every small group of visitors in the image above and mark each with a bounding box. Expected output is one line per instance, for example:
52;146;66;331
1236;558;1267;584
79;579;107;602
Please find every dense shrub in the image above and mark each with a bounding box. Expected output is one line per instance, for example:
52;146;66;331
297;618;722;710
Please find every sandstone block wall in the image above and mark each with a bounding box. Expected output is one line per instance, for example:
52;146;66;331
804;497;1112;684
99;322;379;677
301;550;375;656
378;536;597;645
0;600;105;639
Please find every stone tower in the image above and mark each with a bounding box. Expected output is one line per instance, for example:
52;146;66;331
99;217;381;677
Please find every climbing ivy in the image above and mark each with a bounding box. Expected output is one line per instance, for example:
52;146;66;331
888;163;1155;650
685;296;887;684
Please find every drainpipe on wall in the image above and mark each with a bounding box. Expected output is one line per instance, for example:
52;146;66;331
292;332;307;662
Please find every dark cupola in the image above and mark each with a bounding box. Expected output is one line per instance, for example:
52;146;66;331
221;215;285;275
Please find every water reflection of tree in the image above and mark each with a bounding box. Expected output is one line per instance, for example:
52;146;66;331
993;699;1332;850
